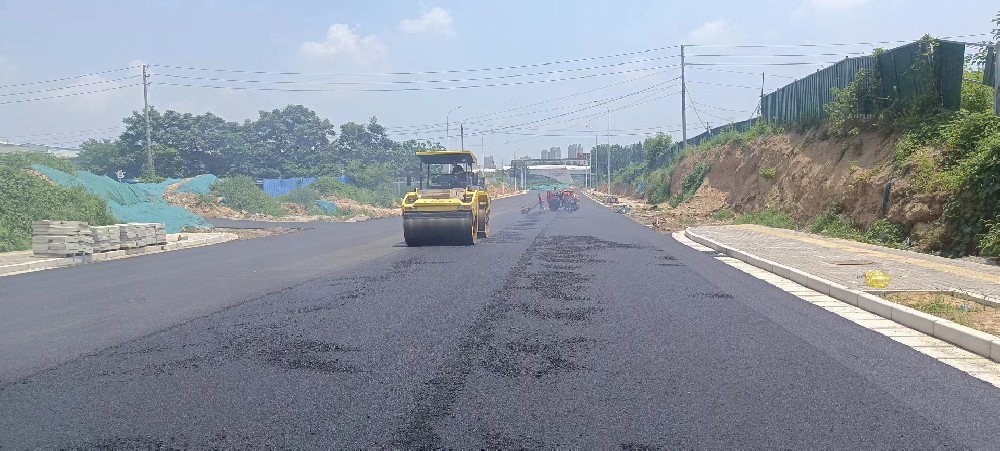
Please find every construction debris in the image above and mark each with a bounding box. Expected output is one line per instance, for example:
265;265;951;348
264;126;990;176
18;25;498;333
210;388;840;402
32;221;94;256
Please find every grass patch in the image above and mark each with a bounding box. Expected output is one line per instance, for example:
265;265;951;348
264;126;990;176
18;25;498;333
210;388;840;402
0;152;116;252
807;208;862;240
279;187;321;208
669;161;710;207
209;176;285;217
710;208;736;221
759;167;776;180
735;208;797;229
884;292;1000;336
310;175;396;208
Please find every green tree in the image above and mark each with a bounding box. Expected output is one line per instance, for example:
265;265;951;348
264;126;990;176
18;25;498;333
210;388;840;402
643;132;673;167
76;139;129;177
242;105;337;178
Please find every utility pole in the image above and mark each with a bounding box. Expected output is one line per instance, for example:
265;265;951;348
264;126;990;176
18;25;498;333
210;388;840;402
680;45;687;150
994;44;1000;116
607;110;611;195
460;122;465;150
142;65;154;177
760;72;766;119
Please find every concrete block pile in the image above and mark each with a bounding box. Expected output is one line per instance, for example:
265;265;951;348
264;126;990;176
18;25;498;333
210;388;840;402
31;221;94;257
29;221;168;257
119;224;142;249
90;225;122;252
130;223;166;247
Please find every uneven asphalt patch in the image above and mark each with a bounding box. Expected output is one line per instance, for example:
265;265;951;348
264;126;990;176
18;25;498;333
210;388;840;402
2;195;1000;448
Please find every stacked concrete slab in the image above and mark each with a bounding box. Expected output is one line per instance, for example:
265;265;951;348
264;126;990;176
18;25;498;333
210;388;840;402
32;221;94;256
90;225;122;252
129;223;166;246
119;224;142;249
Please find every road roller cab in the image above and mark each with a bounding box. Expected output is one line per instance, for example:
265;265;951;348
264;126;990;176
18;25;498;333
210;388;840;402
401;150;490;246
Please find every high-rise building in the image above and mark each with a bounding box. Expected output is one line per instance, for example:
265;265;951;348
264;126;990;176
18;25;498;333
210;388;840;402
567;143;583;159
549;146;561;160
483;156;496;169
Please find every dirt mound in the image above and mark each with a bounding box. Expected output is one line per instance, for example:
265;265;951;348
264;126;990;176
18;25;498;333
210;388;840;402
668;128;942;228
621;181;730;233
324;196;398;219
164;192;249;219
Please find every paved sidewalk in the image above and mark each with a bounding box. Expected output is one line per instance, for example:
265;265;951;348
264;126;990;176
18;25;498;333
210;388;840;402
688;224;1000;300
0;232;238;277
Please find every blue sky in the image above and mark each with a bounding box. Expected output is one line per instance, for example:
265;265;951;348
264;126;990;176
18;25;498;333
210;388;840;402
0;0;997;163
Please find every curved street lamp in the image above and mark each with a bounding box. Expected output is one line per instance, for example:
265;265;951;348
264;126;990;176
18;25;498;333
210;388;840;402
446;105;462;149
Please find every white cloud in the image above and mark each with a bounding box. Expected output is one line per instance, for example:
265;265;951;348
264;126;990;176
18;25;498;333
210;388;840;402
299;24;387;66
399;7;455;37
685;18;744;45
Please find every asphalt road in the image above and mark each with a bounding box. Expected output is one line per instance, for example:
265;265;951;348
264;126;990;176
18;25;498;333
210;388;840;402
3;194;1000;448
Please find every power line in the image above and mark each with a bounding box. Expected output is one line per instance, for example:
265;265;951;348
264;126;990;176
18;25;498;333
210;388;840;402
148;45;681;77
474;82;679;134
687;66;798;79
690;101;753;113
8;126;124;139
688;52;869;58
492;90;681;145
685;87;710;132
0;67;135;90
686;61;841;66
152;65;674;93
155;57;680;87
387;72;680;132
688;80;759;90
684;33;991;48
0;84;140;106
430;78;681;133
0;75;141;98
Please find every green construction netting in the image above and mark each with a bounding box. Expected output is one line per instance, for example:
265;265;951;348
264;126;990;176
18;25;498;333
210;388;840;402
30;164;212;232
174;174;218;194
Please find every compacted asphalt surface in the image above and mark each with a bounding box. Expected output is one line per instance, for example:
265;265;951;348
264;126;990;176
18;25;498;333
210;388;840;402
3;194;1000;448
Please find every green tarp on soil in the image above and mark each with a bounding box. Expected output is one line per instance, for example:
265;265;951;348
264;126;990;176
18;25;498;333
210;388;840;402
30;165;212;233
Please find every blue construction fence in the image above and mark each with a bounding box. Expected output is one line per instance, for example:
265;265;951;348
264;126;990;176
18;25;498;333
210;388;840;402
259;176;351;197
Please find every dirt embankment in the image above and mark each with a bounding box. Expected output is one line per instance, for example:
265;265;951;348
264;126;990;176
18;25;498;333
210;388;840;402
666;128;949;245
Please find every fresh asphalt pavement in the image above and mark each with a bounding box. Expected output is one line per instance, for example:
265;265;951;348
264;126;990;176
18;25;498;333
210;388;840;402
2;194;1000;448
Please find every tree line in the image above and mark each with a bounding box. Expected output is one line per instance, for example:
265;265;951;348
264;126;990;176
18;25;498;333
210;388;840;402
76;104;442;184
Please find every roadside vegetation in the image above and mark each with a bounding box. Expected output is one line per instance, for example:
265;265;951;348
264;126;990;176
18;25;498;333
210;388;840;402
613;17;1000;258
0;152;117;252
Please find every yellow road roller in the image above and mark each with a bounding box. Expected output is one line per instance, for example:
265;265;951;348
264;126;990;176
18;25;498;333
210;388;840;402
401;150;490;246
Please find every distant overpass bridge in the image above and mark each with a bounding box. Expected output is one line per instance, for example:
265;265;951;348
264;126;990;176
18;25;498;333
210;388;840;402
485;163;592;188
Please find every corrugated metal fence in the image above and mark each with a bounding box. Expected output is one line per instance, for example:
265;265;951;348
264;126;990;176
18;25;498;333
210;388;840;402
681;118;759;148
259;176;352;197
760;39;966;123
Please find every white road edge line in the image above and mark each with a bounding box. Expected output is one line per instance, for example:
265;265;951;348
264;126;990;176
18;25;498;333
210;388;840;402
671;230;1000;388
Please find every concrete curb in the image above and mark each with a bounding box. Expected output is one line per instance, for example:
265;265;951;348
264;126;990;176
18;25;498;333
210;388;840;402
0;233;239;278
684;227;1000;363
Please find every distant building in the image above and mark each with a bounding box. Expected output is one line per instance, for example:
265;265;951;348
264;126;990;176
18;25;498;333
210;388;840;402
549;146;561;160
567;143;584;159
483;156;496;169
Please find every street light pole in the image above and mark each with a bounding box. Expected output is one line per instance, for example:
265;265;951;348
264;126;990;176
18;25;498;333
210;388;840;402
446;105;462;149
